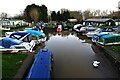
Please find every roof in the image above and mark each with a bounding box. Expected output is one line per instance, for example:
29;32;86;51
95;33;108;37
101;34;119;38
26;30;45;37
11;31;29;36
85;18;114;22
2;37;23;48
27;49;51;78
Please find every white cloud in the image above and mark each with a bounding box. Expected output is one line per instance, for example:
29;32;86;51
0;0;119;16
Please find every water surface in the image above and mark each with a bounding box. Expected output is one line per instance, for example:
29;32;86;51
44;30;119;78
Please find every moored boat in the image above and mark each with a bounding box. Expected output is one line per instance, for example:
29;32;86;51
98;34;120;45
1;31;36;53
26;48;53;79
25;29;46;44
92;33;108;43
57;25;62;32
86;28;114;38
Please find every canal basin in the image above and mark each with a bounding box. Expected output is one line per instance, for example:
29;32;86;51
43;30;119;78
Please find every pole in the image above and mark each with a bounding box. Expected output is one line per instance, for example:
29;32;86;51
118;1;120;25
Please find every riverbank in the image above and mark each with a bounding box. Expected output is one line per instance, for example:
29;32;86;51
2;28;120;78
13;52;35;79
95;43;120;72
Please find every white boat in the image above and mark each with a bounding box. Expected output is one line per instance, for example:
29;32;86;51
86;28;114;38
57;25;62;32
77;25;97;34
73;24;82;31
0;25;10;30
0;37;35;53
5;30;46;45
0;32;36;53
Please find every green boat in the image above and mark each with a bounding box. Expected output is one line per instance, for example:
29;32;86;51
98;34;120;45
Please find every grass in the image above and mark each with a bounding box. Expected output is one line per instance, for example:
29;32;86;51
98;26;112;28
112;46;120;54
46;23;57;28
1;25;42;79
66;22;75;28
2;53;28;79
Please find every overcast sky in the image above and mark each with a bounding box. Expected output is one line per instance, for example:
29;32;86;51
0;0;120;16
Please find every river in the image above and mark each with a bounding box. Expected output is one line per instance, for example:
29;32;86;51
43;30;119;78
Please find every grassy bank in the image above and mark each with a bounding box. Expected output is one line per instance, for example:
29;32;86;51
112;46;120;54
2;53;28;79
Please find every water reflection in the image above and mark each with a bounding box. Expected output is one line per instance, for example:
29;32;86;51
43;30;119;78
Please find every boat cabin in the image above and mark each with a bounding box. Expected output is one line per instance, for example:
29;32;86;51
83;18;116;26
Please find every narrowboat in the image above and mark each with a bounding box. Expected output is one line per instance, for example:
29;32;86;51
26;48;53;79
97;34;120;45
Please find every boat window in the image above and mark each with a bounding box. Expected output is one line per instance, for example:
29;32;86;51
28;35;32;42
22;37;28;42
14;35;21;39
95;28;101;32
10;35;21;39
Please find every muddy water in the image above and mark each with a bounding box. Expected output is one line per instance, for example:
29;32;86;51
44;30;119;78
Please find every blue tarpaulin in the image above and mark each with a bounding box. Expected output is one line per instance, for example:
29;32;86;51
26;30;45;38
1;37;23;48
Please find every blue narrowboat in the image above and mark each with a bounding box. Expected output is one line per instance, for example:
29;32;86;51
26;48;53;79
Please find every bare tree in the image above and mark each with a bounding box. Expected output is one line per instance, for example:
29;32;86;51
92;10;97;16
95;10;101;16
83;9;92;19
0;12;7;19
101;10;108;17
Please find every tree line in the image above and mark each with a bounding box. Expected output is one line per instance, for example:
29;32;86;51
24;4;71;23
0;4;120;23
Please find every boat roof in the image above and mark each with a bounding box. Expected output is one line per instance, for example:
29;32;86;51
101;28;113;32
85;18;114;22
11;31;29;36
3;37;23;43
26;30;45;36
101;34;119;38
27;48;51;78
1;37;23;48
95;33;108;37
